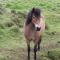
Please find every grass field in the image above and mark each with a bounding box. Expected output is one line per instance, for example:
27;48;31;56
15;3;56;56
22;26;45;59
0;0;60;60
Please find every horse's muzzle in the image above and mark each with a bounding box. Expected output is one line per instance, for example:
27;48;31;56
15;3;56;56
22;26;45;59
36;27;41;31
34;24;41;31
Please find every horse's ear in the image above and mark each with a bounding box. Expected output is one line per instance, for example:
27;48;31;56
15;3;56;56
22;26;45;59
31;7;35;13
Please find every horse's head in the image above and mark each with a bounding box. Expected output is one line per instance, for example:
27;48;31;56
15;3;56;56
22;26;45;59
26;8;41;31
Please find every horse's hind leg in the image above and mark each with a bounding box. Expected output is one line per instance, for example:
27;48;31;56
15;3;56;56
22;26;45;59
38;36;42;51
27;43;30;60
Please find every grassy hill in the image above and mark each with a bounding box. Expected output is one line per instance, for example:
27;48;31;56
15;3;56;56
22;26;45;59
0;0;60;60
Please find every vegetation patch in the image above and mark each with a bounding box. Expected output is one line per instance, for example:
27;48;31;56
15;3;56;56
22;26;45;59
48;48;60;60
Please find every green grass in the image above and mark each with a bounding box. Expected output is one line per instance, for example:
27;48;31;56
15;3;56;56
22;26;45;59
48;48;60;60
0;0;60;60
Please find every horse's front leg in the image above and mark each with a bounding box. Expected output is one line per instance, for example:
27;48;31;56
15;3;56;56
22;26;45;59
27;43;30;60
38;36;42;51
34;44;37;60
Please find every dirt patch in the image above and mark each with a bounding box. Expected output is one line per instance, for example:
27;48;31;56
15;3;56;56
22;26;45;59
0;47;51;60
0;48;27;60
0;48;42;60
0;43;60;60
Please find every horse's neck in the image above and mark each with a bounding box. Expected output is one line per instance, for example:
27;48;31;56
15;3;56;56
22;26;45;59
29;23;35;30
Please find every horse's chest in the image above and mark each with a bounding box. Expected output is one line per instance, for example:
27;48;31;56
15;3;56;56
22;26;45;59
26;29;36;40
29;30;35;40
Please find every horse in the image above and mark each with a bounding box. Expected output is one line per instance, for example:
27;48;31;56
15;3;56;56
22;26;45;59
24;8;45;60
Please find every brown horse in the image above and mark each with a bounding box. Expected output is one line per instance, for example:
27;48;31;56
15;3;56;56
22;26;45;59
24;8;45;60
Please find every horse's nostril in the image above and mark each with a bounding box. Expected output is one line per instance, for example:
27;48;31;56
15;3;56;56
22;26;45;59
36;27;41;31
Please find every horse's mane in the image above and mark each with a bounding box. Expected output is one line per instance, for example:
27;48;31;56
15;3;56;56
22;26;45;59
26;8;41;25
